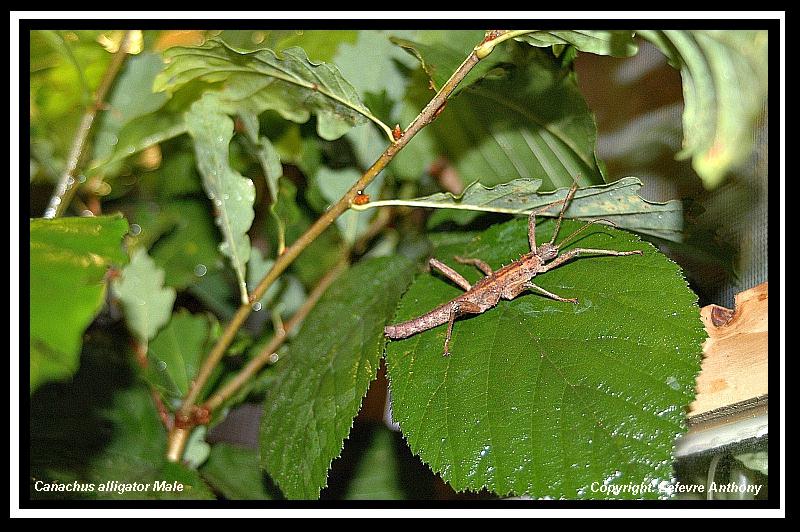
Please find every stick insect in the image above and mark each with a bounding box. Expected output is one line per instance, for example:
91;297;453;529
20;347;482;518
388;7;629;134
384;184;643;356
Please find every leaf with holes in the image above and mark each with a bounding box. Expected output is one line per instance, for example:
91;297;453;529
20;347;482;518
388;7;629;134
352;177;684;242
385;218;705;498
155;38;390;141
186;93;256;304
260;256;415;499
30;215;128;393
638;30;768;188
514;30;638;58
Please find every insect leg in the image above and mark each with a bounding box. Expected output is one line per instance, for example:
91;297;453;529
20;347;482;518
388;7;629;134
429;258;471;291
528;211;537;251
442;301;482;356
453;256;493;276
541;247;642;273
523;282;578;304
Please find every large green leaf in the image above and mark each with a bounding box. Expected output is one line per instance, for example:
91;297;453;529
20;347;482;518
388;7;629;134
29;215;128;393
155;38;390;141
260;257;415;499
145;310;215;399
200;443;276;500
353;177;684;242
186;93;256;304
514;30;638;57
638;30;768;188
412;47;605;189
386;218;705;498
113;247;176;343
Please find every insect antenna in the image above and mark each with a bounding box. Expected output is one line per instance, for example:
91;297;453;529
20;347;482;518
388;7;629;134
555;219;617;249
548;183;579;245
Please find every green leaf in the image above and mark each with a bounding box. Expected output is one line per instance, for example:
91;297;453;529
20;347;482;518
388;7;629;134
145;310;215;398
30;215;128;393
386;218;705;498
344;428;405;500
638;30;768;188
149;199;224;290
416;48;605;189
237;103;287;253
155;38;391;141
186;93;256;304
91;52;168;169
335;30;419;111
354;178;684;242
514;30;638;58
391;30;513;93
30;30;113;180
113;247;176;343
260;257;416;499
201;443;276;500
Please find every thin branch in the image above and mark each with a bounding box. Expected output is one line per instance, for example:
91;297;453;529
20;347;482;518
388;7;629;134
203;257;348;412
43;31;133;219
203;209;394;413
166;33;497;462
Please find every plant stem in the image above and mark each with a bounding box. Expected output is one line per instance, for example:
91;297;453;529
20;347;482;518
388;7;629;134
203;257;348;412
203;209;393;413
167;36;491;462
43;31;133;219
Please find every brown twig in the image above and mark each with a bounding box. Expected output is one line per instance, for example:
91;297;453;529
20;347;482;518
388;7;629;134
201;207;395;414
43;31;133;219
166;36;493;462
203;257;348;412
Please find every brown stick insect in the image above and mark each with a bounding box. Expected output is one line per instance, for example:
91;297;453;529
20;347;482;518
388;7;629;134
384;184;643;356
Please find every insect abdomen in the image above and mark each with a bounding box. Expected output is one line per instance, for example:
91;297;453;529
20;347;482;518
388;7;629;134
384;302;453;339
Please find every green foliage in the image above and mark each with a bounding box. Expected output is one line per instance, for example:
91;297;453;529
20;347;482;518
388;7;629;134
186;93;256;304
29;28;738;501
260;257;415;499
355;177;684;242
406;45;606;189
30;30;113;181
386;218;705;497
344;428;406;500
200;443;277;499
638;30;768;188
155;38;389;141
30;215;129;393
113;247;176;343
91;52;168;171
514;30;639;58
30;334;213;500
144;310;217;399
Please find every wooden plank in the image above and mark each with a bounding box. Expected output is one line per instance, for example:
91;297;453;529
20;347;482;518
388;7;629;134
688;282;768;418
